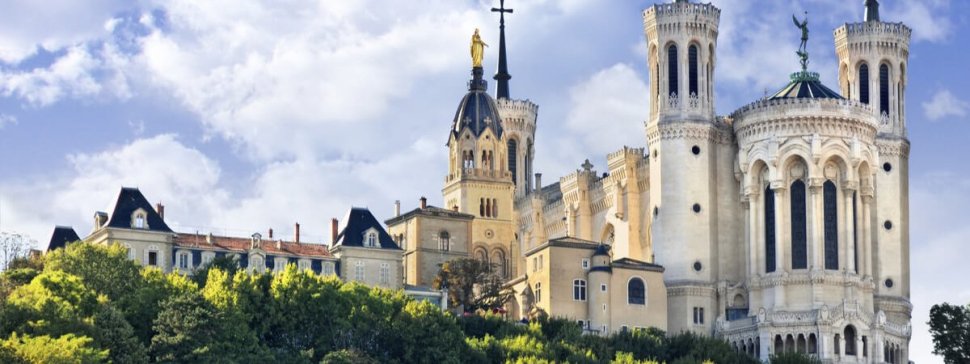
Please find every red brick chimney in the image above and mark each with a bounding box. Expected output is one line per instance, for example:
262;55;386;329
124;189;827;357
331;218;339;244
294;222;300;243
420;196;427;209
155;203;165;220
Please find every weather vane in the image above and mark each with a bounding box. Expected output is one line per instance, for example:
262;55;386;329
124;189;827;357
793;12;809;71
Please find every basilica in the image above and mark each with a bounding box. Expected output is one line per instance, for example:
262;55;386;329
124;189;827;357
45;0;912;362
386;0;912;362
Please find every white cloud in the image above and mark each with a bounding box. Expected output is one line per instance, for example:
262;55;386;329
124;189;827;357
564;63;649;154
884;0;953;43
0;45;131;106
0;0;136;63
0;113;16;129
922;89;968;121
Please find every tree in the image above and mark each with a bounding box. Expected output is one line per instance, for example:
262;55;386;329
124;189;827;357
0;333;108;364
388;300;464;363
150;291;221;362
92;305;148;364
434;258;514;313
44;242;142;303
1;270;101;338
192;255;240;286
928;303;970;363
0;232;35;272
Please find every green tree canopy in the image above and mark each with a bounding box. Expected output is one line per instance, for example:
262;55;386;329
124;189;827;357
928;302;970;363
434;258;513;314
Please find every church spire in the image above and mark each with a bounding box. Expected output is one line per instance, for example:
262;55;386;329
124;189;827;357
864;0;880;22
491;0;513;100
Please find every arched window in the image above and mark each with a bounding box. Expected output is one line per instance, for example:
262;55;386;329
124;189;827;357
785;335;795;353
824;180;839;270
790;180;808;269
859;63;870;104
845;326;857;355
628;278;645;305
508;139;518;185
438;231;450;251
880;64;890;115
573;279;587;301
493;250;507;277
808;334;818;354
862;336;868;357
667;44;679;97
485;199;492;218
492;199;498;218
797;334;806;353
688;45;699;96
765;185;777;273
479;198;485;217
481;151;488;169
774;336;784;354
835;334;842;356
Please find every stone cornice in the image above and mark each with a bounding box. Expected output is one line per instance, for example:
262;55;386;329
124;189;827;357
646;121;734;145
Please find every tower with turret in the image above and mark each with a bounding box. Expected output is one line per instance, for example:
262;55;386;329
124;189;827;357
643;0;739;336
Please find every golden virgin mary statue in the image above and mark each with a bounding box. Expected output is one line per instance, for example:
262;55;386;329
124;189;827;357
470;28;488;68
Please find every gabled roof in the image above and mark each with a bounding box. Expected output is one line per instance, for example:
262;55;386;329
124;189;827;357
174;233;333;258
332;208;400;250
47;226;80;251
105;187;173;233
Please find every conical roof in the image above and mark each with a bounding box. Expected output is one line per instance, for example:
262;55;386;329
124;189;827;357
770;71;844;100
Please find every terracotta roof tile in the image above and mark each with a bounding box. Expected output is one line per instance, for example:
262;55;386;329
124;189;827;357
174;233;333;258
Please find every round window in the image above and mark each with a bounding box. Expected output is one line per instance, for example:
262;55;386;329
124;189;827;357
884;220;893;230
885;278;894;288
692;146;701;155
883;162;892;172
693;261;703;272
692;203;702;213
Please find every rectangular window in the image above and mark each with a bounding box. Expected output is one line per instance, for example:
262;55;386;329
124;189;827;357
573;279;587;301
380;263;389;284
533;257;537;272
539;255;544;270
179;253;189;269
535;283;541;303
693;307;705;324
355;261;365;281
298;260;310;271
582;258;590;270
323;262;335;275
148;251;158;266
601;284;607;292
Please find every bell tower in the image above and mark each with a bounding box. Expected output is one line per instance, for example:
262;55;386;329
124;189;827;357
444;32;517;279
644;0;731;336
835;3;912;361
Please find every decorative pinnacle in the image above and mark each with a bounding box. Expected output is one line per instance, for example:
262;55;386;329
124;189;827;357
491;0;513;99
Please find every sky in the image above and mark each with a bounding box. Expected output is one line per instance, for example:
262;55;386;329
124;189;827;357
0;0;967;361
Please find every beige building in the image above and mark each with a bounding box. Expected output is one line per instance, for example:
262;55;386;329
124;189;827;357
393;0;912;362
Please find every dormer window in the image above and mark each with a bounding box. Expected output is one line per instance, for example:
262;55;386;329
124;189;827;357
363;228;379;248
131;209;148;229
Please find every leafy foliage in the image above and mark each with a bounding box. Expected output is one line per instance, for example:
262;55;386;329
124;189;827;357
434;258;514;313
0;333;108;364
928;302;970;363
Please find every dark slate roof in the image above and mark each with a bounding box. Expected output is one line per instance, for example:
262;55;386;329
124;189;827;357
770;71;844;100
593;243;611;257
105;187;173;233
612;257;665;273
332;208;401;250
47;226;80;251
451;67;503;139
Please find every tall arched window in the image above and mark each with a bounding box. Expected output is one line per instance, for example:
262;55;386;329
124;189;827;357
476;249;488;263
688;45;699;96
791;179;808;269
508;139;518;185
479;198;485;217
859;63;870;105
824;180;839;270
492;198;498;218
880;64;890;115
628;278;645;305
493;250;506;277
845;326;858;355
485;199;492;218
765;185;777;273
667;44;679;97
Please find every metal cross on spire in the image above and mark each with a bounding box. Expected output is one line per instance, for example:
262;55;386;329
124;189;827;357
491;0;513;99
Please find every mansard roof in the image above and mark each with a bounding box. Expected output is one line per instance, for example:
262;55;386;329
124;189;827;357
332;208;401;250
105;187;173;233
47;226;80;251
174;233;333;258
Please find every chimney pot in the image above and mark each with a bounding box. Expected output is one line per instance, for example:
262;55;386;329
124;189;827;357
394;200;401;217
268;228;274;239
331;218;339;244
155;203;165;220
535;173;543;192
420;196;427;209
295;222;301;243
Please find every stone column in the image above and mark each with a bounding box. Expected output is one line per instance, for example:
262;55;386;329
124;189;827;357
772;184;787;274
808;179;823;270
844;186;857;274
861;194;874;278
